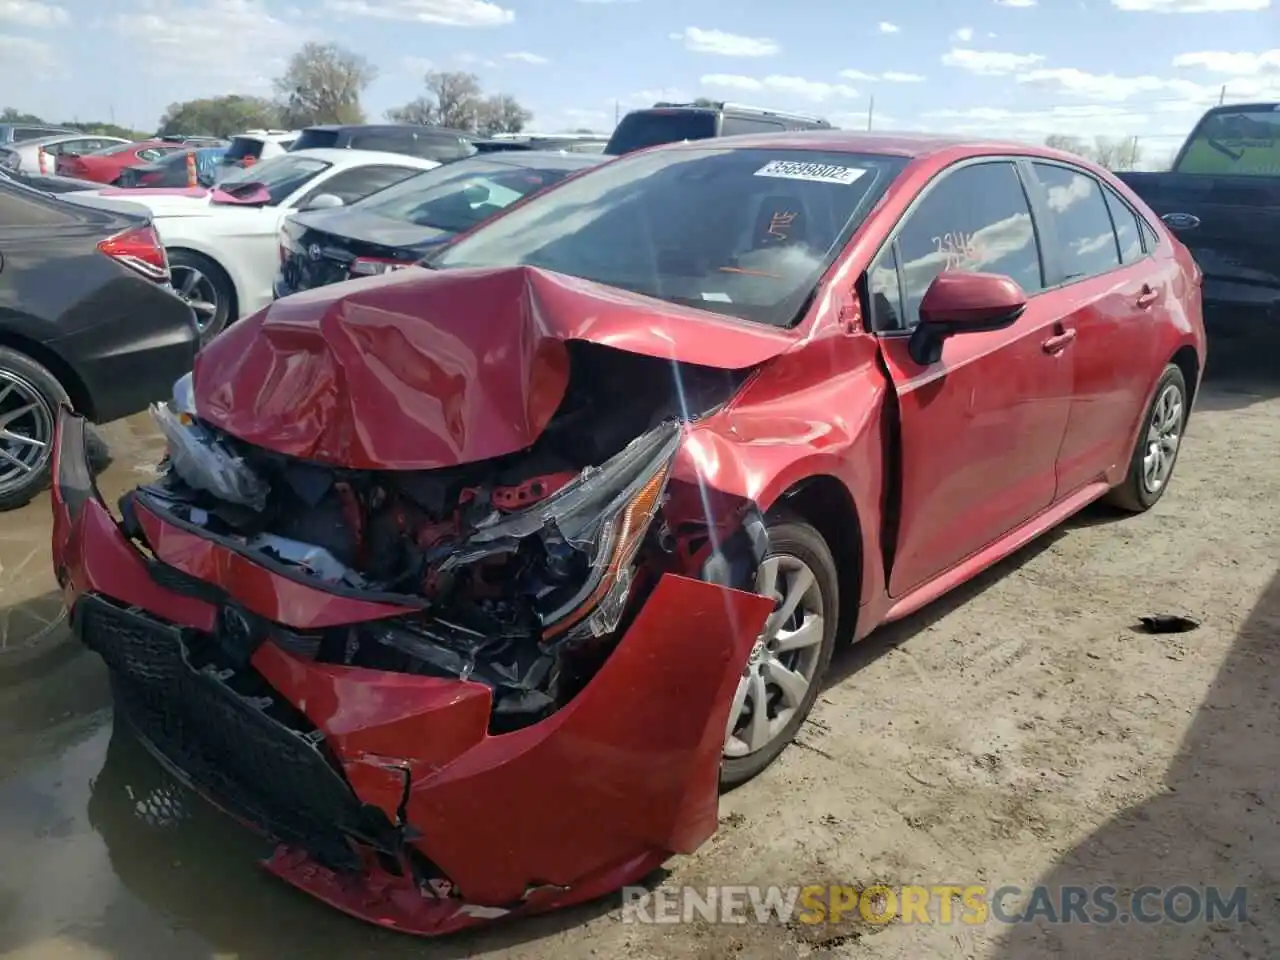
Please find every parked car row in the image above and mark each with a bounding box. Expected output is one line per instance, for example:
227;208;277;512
36;101;1216;942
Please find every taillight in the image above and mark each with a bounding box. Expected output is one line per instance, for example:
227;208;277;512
97;224;170;282
349;257;412;278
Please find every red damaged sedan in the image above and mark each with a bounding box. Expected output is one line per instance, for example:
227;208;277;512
51;132;1204;934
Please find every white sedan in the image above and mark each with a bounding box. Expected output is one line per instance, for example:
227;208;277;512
67;149;440;341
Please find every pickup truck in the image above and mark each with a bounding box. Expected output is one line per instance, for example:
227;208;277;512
1117;102;1279;341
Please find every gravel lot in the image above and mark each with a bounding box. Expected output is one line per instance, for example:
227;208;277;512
1;356;1276;960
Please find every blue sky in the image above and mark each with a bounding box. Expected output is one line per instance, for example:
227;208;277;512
2;0;1276;165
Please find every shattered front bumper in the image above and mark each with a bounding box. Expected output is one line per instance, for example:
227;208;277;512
50;408;773;936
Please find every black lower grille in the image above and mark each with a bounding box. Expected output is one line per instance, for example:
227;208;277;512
283;250;349;293
75;594;392;871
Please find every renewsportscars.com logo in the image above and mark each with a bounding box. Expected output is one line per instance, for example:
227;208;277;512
621;884;1249;926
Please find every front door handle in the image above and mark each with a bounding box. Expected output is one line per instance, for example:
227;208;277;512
1042;329;1077;354
1136;286;1159;308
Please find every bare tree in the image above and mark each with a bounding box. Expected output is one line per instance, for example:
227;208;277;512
476;94;532;136
274;42;377;128
427;70;485;129
386;71;533;133
1044;134;1092;159
1096;135;1142;171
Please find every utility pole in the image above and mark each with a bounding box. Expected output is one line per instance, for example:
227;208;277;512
614;100;620;125
866;94;874;131
1129;135;1139;170
1218;84;1227;105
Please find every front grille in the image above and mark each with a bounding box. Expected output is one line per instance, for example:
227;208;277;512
76;594;389;871
285;250;349;292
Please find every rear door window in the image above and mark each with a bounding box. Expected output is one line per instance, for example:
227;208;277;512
721;116;786;136
893;161;1044;327
604;111;718;155
1032;162;1121;281
293;164;422;206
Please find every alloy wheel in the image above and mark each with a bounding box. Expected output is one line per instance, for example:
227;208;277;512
1142;381;1184;494
0;370;55;500
170;264;220;335
724;553;826;759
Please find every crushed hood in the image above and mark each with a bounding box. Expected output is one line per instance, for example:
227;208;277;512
193;264;796;470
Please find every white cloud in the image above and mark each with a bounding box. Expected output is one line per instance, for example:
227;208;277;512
627;86;688;105
941;47;1045;74
922;104;1195;143
0;0;67;27
839;68;925;82
877;21;900;32
0;33;53;68
455;50;496;67
994;0;1038;6
504;51;549;64
700;73;858;102
951;26;975;41
322;0;514;26
402;55;433;74
1017;66;1206;101
1173;49;1280;74
669;27;779;57
110;0;303;90
1112;0;1268;9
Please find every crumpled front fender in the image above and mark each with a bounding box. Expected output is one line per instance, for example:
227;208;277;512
50;407;775;935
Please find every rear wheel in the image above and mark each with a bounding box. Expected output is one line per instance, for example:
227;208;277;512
169;250;234;345
1105;363;1188;513
0;347;68;511
720;518;838;789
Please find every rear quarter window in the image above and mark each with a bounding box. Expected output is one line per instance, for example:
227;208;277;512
224;137;265;162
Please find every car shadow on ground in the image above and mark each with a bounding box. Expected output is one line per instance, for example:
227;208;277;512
1196;338;1280;413
985;566;1280;959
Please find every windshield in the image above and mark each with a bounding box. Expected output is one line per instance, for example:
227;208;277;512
96;141;149;156
359;157;581;232
1175;107;1280;177
219;154;330;205
224;136;265;163
430;147;905;327
604;110;718;155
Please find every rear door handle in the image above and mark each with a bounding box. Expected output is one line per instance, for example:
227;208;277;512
1042;329;1077;354
1136;287;1159;308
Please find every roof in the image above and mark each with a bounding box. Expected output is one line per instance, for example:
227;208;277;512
22;132;130;147
282;147;441;168
483;150;606;168
655;128;1060;159
302;122;478;139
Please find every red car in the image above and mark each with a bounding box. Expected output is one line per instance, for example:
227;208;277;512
51;132;1204;935
56;139;184;183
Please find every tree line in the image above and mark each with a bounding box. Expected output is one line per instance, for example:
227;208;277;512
4;42;535;141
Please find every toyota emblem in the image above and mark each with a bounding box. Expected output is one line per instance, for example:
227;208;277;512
308;243;322;262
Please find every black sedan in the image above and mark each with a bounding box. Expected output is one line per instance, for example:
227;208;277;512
275;150;603;296
0;177;199;508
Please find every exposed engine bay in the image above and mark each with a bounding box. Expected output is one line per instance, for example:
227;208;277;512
127;342;751;732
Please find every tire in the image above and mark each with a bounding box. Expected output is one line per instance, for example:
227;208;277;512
168;250;235;345
0;346;70;511
1105;363;1188;513
720;517;839;790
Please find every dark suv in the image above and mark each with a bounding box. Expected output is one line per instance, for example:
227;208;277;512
289;124;479;164
603;101;833;156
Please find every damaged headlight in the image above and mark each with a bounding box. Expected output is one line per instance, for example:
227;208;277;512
449;420;682;642
149;371;269;510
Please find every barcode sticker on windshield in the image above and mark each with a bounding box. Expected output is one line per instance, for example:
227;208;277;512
754;161;867;185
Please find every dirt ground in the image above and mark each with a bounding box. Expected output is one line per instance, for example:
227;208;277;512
0;356;1277;960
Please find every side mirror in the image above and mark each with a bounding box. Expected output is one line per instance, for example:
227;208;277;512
907;271;1028;365
303;192;344;211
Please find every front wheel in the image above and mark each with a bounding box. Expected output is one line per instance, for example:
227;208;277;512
1105;363;1188;513
720;518;839;789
